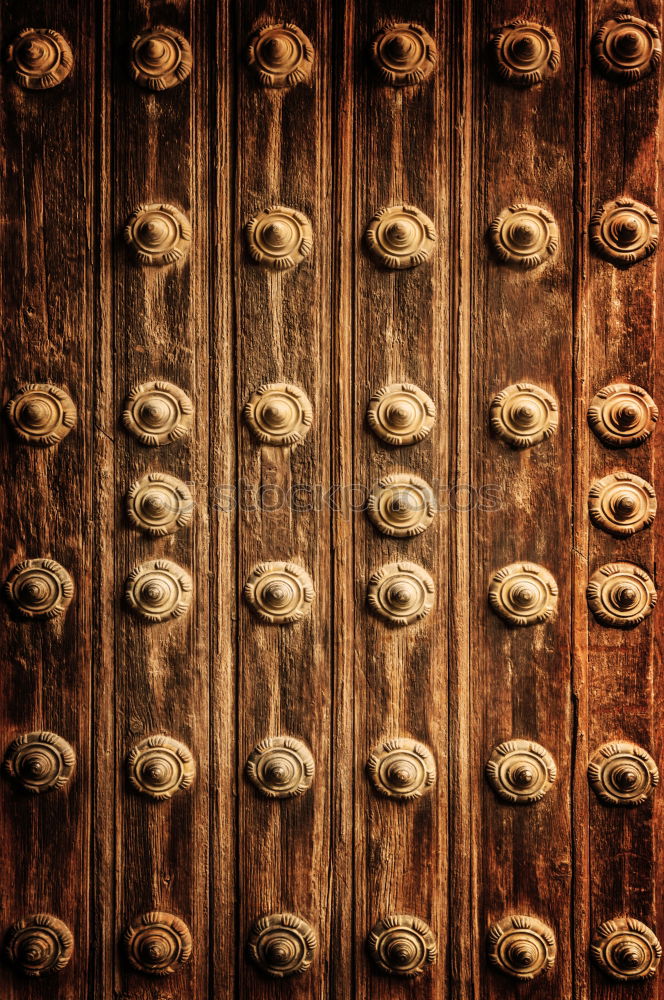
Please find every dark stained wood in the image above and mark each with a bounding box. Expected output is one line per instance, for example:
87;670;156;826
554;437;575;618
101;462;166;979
469;4;576;1000
351;3;450;998
0;2;94;999
581;4;663;1000
1;2;663;997
105;1;212;998
233;4;334;999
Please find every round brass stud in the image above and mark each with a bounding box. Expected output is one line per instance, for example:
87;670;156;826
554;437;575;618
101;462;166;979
490;382;558;449
124;559;192;624
587;562;656;628
248;913;317;978
592;15;662;83
124;911;192;976
127;735;195;800
367;383;435;446
369;23;437;87
588;741;659;807
129;27;192;90
588;473;656;536
490;20;560;87
489;204;559;269
588;383;658;448
245;206;312;269
244;382;313;446
244;562;314;625
590;198;659;266
246;23;314;88
367;915;437;977
5;914;73;976
4;559;74;621
367;561;435;626
488;563;558;627
487;915;556;980
126;472;193;536
124;203;192;266
245;736;314;799
367;473;436;537
7;29;73;90
365;204;437;269
591;917;662;981
367;738;436;800
4;731;75;794
486;739;557;805
6;383;76;446
122;380;193;446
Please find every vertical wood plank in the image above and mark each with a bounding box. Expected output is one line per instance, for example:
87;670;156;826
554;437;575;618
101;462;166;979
351;2;450;998
108;2;211;996
234;3;334;998
581;4;663;1000
469;3;576;1000
0;3;94;998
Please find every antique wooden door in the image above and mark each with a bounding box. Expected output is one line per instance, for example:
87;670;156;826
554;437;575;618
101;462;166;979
1;1;663;998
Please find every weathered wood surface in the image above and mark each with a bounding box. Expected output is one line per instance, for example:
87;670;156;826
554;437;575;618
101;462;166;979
0;2;662;998
469;3;576;1000
0;2;94;998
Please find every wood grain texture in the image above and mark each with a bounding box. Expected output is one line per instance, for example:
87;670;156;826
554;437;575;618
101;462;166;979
469;3;575;1000
351;3;450;997
233;3;334;998
106;1;211;997
0;2;94;998
581;4;663;1000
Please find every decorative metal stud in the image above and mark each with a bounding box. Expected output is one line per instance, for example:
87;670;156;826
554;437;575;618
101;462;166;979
4;731;75;794
4;559;74;620
244;562;314;625
123;912;192;976
6;384;76;446
245;736;314;799
245;206;312;269
369;23;437;87
248;913;317;978
592;15;662;83
122;380;193;446
246;23;314;88
124;559;192;623
588;383;658;448
367;383;435;446
591;917;662;981
7;29;73;89
590;198;659;266
126;472;193;536
127;735;195;800
490;20;560;87
367;473;436;537
487;915;556;980
488;563;558;627
124;203;192;266
244;382;313;446
367;738;436;800
365;205;437;269
367;562;435;626
367;915;437;977
486;739;557;805
489;204;559;269
588;742;659;806
129;27;192;90
5;914;73;976
588;473;656;536
587;563;656;628
489;382;558;449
